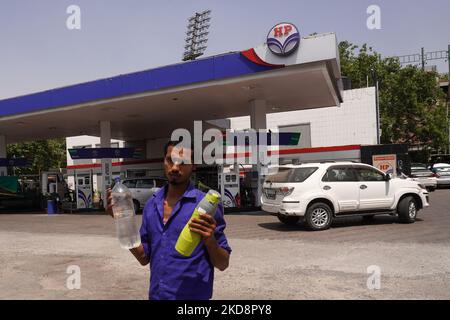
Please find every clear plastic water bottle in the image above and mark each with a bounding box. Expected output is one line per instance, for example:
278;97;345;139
111;178;141;249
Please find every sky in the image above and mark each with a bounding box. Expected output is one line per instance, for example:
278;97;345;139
0;0;449;99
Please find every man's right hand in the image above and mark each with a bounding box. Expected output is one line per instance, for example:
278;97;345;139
106;188;114;218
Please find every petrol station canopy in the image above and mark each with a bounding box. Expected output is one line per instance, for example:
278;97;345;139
0;32;343;144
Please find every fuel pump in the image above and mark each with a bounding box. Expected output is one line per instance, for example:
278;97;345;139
218;165;241;208
74;170;93;209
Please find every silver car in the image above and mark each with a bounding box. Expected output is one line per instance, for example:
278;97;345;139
409;167;438;192
433;165;450;188
122;177;167;212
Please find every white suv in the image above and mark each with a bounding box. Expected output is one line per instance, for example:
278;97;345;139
261;162;430;231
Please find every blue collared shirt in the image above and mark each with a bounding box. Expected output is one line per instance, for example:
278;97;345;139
139;182;232;300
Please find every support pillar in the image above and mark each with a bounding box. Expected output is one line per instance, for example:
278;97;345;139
249;100;267;207
41;172;48;195
0;135;7;176
100;121;111;208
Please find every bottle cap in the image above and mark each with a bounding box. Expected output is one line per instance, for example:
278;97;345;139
114;177;120;183
206;190;221;204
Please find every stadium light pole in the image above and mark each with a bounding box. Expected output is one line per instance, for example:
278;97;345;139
183;10;211;61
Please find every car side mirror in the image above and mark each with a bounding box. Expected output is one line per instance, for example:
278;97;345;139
384;173;391;181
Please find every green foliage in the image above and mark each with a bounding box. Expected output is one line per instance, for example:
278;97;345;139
339;41;448;152
439;73;449;81
6;138;66;175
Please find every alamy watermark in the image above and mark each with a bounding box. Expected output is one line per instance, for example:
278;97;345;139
170;121;280;174
366;5;381;30
66;265;81;290
366;265;381;290
66;5;81;30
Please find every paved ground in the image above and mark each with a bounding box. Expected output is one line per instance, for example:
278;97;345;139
0;189;449;299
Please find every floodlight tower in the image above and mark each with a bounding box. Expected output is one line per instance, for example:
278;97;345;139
183;10;211;61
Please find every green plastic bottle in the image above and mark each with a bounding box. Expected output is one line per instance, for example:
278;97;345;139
175;190;221;257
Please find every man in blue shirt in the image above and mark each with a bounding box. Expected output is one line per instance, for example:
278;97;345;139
107;140;231;300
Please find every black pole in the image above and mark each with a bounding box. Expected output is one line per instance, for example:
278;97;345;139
447;45;450;153
421;47;425;71
371;68;381;144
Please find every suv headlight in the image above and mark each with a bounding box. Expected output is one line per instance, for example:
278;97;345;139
417;183;426;190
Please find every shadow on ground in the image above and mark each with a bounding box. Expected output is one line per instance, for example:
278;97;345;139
258;216;424;232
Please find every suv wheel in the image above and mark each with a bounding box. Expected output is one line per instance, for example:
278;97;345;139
278;215;300;226
305;202;333;231
133;200;140;214
398;196;417;224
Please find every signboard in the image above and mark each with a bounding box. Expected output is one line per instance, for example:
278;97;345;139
0;158;30;167
68;148;139;160
372;154;397;176
267;22;300;56
278;123;311;148
225;132;301;146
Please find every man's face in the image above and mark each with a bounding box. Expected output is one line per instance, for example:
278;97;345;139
164;145;193;186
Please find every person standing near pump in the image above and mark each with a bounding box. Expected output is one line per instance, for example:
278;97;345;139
106;140;231;300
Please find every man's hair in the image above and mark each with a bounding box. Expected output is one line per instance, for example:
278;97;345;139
163;139;195;162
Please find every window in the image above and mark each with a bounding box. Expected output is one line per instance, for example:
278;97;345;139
322;166;358;182
435;167;450;176
411;163;427;170
123;180;137;189
265;167;318;183
355;167;385;182
126;169;146;178
136;179;155;188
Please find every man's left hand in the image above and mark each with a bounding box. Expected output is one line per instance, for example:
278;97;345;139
189;213;217;246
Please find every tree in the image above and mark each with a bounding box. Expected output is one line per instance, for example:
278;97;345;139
6;138;66;176
339;41;448;154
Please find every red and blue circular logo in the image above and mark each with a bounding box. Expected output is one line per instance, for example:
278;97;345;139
267;23;300;56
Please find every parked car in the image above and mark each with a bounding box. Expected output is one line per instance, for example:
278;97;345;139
430;154;450;166
429;163;450;171
431;164;450;188
411;163;427;170
409;164;437;192
261;162;429;231
122;177;167;212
